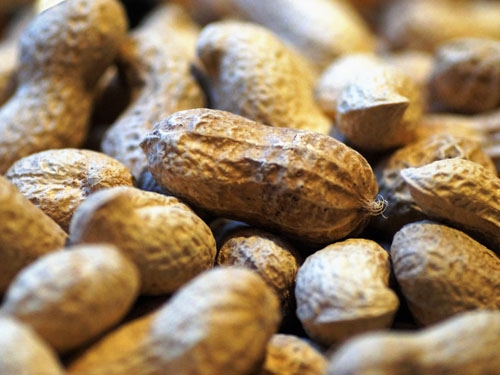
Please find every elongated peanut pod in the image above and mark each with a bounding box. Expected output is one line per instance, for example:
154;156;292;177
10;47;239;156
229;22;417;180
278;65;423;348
141;108;382;247
0;0;127;173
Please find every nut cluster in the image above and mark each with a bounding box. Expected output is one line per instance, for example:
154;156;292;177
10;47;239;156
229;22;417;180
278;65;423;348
2;0;500;373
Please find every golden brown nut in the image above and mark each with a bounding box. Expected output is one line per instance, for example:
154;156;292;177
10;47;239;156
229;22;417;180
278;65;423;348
68;267;281;375
141;108;383;247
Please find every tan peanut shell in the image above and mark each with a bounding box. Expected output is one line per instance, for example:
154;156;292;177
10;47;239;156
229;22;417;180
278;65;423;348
68;267;281;375
217;227;301;313
429;38;500;113
316;53;423;151
1;244;140;353
328;310;500;375
101;3;205;182
401;158;500;252
255;334;327;375
0;0;127;173
230;0;375;71
69;186;217;295
196;20;331;134
0;316;65;375
5;148;133;232
372;134;496;235
295;238;399;346
0;175;67;293
381;0;500;52
141;108;381;246
391;221;500;326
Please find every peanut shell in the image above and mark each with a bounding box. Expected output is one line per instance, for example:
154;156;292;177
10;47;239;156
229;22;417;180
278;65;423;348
0;175;66;293
1;244;140;353
69;186;217;295
141;108;381;246
5;148;134;232
401;158;500;252
295;238;399;346
68;267;281;375
328;310;500;375
391;221;500;325
0;316;65;375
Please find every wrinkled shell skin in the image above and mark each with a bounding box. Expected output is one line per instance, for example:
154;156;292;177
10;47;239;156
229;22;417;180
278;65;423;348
68;267;281;375
1;244;140;353
429;38;500;114
391;221;500;325
102;3;205;182
5;148;134;231
372;134;496;235
217;227;302;312
255;334;327;375
0;175;67;293
328;310;500;375
69;186;217;295
401;158;500;252
381;0;500;52
316;53;423;151
196;21;331;134
230;0;375;71
0;316;65;375
141;108;379;246
0;0;127;173
295;238;399;346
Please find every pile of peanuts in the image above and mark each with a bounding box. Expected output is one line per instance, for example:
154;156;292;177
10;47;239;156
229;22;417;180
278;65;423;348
1;0;500;374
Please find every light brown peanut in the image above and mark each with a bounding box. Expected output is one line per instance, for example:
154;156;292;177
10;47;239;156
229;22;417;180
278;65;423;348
67;267;281;375
0;316;65;375
101;3;205;183
328;310;500;375
217;227;302;314
230;0;375;71
69;186;217;295
141;108;383;247
391;221;500;325
401;158;500;252
1;243;140;353
295;238;399;347
255;334;327;375
5;148;134;231
372;134;496;236
0;175;66;294
0;0;127;173
196;20;331;134
315;53;423;151
428;37;500;114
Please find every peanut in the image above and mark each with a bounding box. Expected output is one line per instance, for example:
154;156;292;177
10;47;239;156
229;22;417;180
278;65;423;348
315;53;423;151
0;0;127;173
1;243;140;353
101;2;205;183
229;0;375;71
327;310;500;375
217;227;302;314
196;20;331;134
67;267;281;375
372;134;496;235
401;158;500;252
295;238;399;347
0;175;66;293
5;148;134;232
391;221;500;325
255;334;327;375
381;0;500;52
141;108;383;246
69;186;217;295
0;316;65;375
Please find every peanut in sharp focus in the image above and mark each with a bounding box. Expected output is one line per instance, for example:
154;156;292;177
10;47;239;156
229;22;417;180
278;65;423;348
3;0;500;373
